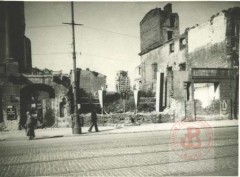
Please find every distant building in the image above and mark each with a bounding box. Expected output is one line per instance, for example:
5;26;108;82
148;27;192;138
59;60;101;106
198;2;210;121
115;70;131;92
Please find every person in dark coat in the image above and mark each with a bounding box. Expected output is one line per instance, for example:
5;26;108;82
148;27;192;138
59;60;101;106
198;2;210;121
25;111;36;140
88;108;99;132
25;111;31;135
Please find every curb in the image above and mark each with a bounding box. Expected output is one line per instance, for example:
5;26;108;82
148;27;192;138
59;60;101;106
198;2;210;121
0;124;238;141
62;124;239;137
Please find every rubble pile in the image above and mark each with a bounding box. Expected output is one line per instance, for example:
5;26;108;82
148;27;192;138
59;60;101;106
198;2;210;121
79;112;173;127
1;120;19;131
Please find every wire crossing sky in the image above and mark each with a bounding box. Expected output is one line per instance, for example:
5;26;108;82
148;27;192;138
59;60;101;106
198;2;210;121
25;1;240;91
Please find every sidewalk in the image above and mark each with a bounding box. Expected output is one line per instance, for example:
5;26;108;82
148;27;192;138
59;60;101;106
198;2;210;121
0;120;238;141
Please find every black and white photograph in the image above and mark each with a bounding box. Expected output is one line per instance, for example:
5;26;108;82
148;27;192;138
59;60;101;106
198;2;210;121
0;1;239;176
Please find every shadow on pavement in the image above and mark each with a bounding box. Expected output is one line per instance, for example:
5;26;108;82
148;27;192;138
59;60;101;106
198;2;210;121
33;135;64;140
88;128;119;133
98;128;117;132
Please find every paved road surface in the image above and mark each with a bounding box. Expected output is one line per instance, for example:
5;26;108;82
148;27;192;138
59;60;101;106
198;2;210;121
0;127;238;176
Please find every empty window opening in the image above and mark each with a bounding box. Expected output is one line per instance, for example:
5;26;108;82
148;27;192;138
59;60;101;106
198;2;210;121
152;63;158;79
233;23;239;49
170;43;174;53
180;38;186;50
193;83;220;108
170;16;175;27
167;66;172;72
167;31;173;40
179;63;186;71
0;65;4;74
138;67;141;75
184;82;191;101
236;23;239;38
60;98;67;117
233;22;239;37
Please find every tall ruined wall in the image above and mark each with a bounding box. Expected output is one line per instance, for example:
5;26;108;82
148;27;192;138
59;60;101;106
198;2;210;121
140;3;179;55
23;37;32;73
187;13;230;68
79;70;106;95
0;3;6;65
140;8;162;54
185;9;239;119
0;2;32;73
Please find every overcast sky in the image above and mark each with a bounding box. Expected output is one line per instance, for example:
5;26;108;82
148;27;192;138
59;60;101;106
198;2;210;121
24;1;240;91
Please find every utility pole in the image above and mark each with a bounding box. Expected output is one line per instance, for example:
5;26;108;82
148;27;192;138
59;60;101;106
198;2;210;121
63;2;83;134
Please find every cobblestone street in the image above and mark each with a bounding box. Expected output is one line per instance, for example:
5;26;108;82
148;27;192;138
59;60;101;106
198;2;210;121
0;126;238;176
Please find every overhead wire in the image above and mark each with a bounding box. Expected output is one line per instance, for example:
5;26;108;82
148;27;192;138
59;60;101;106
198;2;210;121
32;52;139;64
26;24;139;39
27;24;140;65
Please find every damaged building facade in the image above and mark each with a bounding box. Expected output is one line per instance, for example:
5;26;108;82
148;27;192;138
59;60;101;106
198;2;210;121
70;68;107;96
135;3;239;120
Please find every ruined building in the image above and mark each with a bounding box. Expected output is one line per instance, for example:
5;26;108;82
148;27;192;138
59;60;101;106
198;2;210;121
0;2;32;74
68;68;106;114
0;2;32;123
70;68;107;96
115;70;131;92
135;3;239;120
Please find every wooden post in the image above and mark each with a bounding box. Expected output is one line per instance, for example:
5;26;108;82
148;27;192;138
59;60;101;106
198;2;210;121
134;89;138;114
156;72;164;112
156;72;160;112
191;80;196;121
184;100;186;120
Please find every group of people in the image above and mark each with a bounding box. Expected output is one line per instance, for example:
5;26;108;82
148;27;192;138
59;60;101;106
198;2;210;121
25;107;99;140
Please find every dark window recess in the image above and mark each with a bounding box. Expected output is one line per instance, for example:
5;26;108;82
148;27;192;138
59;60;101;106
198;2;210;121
170;16;175;27
138;67;141;75
180;38;186;50
233;23;239;49
236;24;239;38
0;65;4;74
179;63;186;71
170;43;174;53
186;83;190;101
60;98;66;117
167;66;172;72
167;31;173;40
152;63;158;79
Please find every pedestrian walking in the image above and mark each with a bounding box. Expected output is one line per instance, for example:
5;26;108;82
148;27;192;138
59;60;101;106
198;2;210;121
25;111;30;134
88;108;99;132
25;111;35;140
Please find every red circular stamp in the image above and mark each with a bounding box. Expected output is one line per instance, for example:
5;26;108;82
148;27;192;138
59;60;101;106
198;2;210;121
170;118;214;160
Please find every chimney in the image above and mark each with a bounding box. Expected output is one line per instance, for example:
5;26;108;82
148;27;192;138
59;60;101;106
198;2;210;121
164;3;172;13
